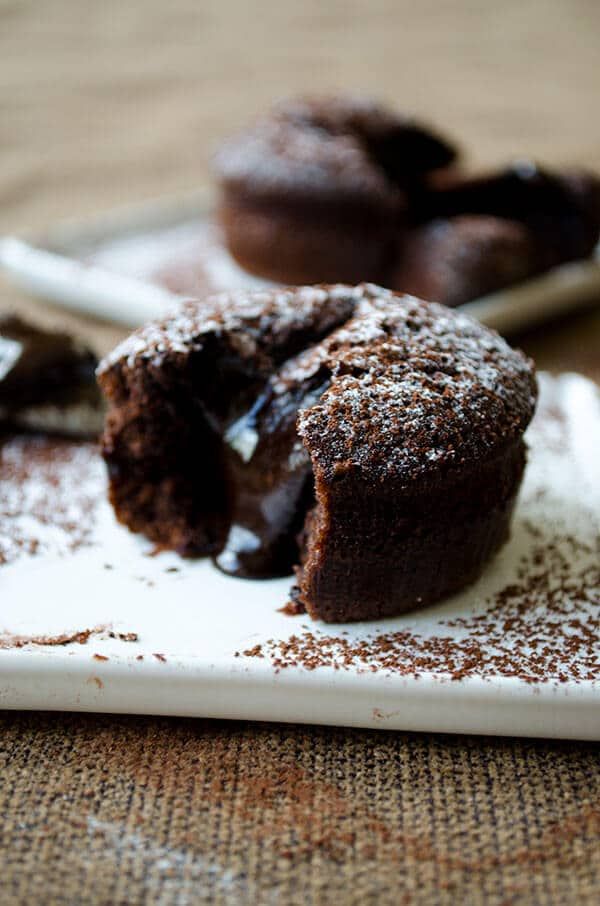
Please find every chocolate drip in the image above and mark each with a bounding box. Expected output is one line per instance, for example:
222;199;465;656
215;372;329;578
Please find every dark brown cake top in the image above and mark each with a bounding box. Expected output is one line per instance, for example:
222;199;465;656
98;285;357;376
294;285;536;486
99;284;536;490
213;95;457;210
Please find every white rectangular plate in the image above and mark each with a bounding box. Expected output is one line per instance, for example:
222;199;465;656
0;372;599;740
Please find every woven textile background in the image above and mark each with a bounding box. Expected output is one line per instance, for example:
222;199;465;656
1;714;600;904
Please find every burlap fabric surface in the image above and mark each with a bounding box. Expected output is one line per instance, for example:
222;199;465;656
1;714;600;905
1;2;600;903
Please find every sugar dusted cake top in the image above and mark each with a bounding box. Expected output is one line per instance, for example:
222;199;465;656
99;283;536;486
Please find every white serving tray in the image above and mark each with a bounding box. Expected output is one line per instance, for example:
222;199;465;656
1;189;600;333
1;372;599;740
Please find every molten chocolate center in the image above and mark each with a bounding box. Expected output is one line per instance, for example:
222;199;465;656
214;372;329;578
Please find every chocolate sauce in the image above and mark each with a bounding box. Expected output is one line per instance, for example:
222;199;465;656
0;315;103;437
215;373;329;578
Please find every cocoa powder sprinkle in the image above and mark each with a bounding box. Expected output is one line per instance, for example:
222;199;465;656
242;519;600;684
0;626;139;651
278;600;307;617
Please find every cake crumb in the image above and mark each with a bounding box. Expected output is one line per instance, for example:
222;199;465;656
278;600;306;616
108;631;139;642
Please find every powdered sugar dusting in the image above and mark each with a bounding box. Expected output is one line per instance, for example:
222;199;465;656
292;285;535;482
98;284;359;373
215;118;396;207
0;436;105;565
213;95;454;208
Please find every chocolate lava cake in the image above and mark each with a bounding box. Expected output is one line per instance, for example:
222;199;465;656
214;97;600;303
98;284;537;623
213;96;457;285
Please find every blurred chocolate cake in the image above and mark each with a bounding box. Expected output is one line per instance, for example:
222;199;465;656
214;96;456;286
0;316;103;437
214;97;600;304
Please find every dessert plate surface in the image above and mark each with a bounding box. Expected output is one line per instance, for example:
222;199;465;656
0;372;599;740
